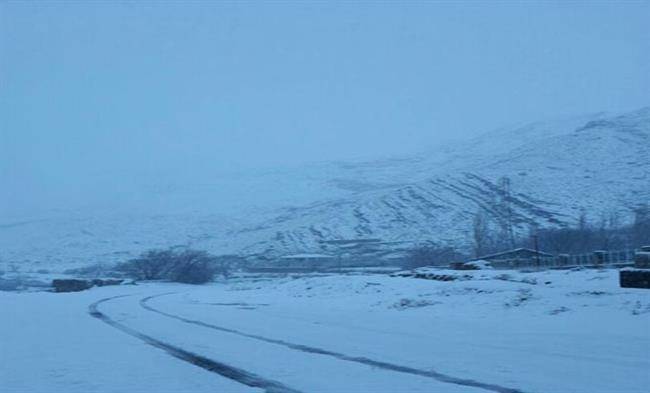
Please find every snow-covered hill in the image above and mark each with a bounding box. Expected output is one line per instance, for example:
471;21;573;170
235;107;650;257
1;107;649;270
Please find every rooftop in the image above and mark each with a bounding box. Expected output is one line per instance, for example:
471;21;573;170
280;253;335;259
477;248;553;260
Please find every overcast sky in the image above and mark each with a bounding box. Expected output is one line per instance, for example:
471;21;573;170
1;1;649;215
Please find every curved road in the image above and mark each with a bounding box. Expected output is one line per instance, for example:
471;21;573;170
90;295;302;393
90;292;527;393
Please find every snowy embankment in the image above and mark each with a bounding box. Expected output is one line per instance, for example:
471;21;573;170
1;268;649;393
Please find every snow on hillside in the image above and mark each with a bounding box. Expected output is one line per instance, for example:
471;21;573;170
236;107;650;256
1;107;649;270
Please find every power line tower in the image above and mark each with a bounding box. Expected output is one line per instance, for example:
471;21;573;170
498;176;515;248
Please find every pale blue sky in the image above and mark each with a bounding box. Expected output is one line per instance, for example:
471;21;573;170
1;1;649;213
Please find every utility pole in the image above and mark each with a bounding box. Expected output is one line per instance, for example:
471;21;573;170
499;176;515;248
533;234;540;269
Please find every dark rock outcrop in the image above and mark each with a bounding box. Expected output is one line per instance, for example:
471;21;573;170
52;279;93;292
52;278;124;293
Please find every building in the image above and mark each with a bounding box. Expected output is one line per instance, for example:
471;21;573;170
278;253;336;270
476;248;553;263
244;253;336;273
319;238;414;267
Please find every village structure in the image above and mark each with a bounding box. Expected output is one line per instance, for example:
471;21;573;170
245;237;650;286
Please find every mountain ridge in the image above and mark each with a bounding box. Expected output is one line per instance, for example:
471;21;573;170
1;107;648;269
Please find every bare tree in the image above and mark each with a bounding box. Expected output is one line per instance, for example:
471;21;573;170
116;249;177;280
472;208;492;258
117;248;226;284
523;209;641;255
578;210;588;231
631;204;650;247
594;211;627;250
497;176;516;248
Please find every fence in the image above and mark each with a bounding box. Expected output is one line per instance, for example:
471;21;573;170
488;249;637;270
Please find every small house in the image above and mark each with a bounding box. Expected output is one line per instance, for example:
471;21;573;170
278;254;336;271
477;248;553;261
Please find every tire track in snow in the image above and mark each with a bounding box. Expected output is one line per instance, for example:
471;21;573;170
142;293;527;393
89;295;303;393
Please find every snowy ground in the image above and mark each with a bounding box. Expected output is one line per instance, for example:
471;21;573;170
1;268;649;393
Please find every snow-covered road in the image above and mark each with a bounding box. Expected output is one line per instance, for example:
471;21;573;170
2;269;649;392
89;295;302;393
92;292;520;393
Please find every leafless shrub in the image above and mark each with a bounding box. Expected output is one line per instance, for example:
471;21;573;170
167;249;221;284
64;263;120;278
116;248;227;284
